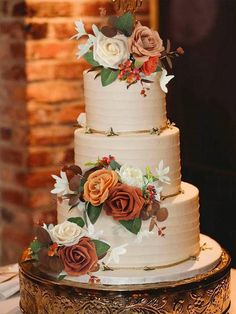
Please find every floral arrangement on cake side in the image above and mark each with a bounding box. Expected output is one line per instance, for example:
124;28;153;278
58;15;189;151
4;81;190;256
73;12;184;95
22;156;170;279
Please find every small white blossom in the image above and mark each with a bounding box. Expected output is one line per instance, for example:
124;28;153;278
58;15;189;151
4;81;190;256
92;24;100;37
72;20;87;40
150;182;163;201
117;165;144;188
106;244;128;265
155;160;170;184
86;213;104;240
77;201;86;212
51;171;69;195
77;113;87;128
76;35;96;58
160;68;174;93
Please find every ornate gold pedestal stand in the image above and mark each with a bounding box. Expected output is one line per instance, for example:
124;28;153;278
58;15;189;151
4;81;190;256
19;250;231;314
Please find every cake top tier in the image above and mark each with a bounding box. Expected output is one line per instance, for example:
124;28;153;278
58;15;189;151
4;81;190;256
73;11;184;95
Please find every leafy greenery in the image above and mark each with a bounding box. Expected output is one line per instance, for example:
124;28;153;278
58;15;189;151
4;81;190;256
115;12;134;36
57;274;67;281
68;217;85;228
110;159;121;171
86;203;103;224
92;240;110;258
101;68;119;87
30;240;43;254
119;218;142;235
83;51;100;67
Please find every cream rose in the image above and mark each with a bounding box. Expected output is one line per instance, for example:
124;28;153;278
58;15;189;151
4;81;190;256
118;165;144;188
50;221;85;247
93;32;129;69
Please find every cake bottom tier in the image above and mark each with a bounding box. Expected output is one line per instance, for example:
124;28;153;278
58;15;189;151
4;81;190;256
58;182;200;269
19;246;231;314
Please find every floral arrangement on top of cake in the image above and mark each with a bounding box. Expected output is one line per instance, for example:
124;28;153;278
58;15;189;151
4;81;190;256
22;156;170;279
73;12;184;94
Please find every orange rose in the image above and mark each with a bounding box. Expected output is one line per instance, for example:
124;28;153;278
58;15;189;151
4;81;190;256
128;22;164;62
141;56;159;76
58;237;98;276
104;183;145;221
83;169;119;206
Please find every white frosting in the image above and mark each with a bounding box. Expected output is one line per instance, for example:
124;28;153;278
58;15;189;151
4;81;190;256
58;182;200;269
84;71;167;132
74;127;181;195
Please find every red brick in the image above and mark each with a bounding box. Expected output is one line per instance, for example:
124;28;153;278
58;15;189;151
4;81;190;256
54;61;88;79
12;1;27;16
28;126;74;146
0;21;25;40
0;127;13;140
57;103;84;124
25;22;48;39
0;125;27;144
10;42;25;58
28;189;54;209
1;188;25;206
26;1;74;18
26;40;77;60
27;103;55;125
2;228;32;247
26;61;54;81
74;1;115;16
2;64;26;80
0;147;24;164
16;168;56;189
27;81;82;103
51;22;75;40
1;206;33;230
0;1;8;16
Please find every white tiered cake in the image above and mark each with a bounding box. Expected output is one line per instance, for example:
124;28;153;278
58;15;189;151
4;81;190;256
58;71;200;270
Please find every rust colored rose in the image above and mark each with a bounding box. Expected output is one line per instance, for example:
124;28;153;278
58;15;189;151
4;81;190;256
58;237;98;276
83;169;119;206
128;22;164;62
104;183;145;221
141;56;159;76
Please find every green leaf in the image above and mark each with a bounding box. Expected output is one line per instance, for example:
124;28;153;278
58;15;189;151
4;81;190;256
119;218;142;235
57;274;67;281
115;12;134;36
101;68;119;87
86;203;103;224
134;60;144;68
155;65;162;72
83;51;100;67
30;240;43;254
92;240;110;258
68;217;85;228
110;159;121;170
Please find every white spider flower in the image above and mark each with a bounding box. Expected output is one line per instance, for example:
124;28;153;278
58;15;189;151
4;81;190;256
51;171;69;195
86;214;104;240
160;68;174;93
155;160;170;184
106;244;128;265
72;20;87;40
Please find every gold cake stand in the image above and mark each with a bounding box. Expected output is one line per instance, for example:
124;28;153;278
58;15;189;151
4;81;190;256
19;250;231;314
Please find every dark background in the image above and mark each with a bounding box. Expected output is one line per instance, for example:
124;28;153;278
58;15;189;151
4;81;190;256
160;0;236;267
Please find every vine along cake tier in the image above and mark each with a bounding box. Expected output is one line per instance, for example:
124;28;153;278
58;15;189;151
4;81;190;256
21;6;226;292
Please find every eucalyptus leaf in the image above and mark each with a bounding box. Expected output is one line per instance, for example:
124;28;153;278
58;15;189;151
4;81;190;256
86;203;103;224
119;218;142;235
83;51;100;67
110;159;121;170
68;217;85;228
101;68;119;87
115;12;134;36
57;274;67;281
92;240;110;258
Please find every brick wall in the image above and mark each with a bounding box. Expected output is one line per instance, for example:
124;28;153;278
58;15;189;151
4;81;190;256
0;0;150;264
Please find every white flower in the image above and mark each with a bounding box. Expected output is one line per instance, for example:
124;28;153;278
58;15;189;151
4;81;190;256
72;20;87;40
106;244;128;265
77;35;96;58
93;32;129;69
51;171;69;195
155;160;170;184
118;165;144;188
77;113;87;128
77;201;86;212
50;221;85;247
160;68;174;93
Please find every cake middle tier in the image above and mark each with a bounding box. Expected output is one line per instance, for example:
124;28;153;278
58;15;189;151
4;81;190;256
84;71;167;132
74;127;181;196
